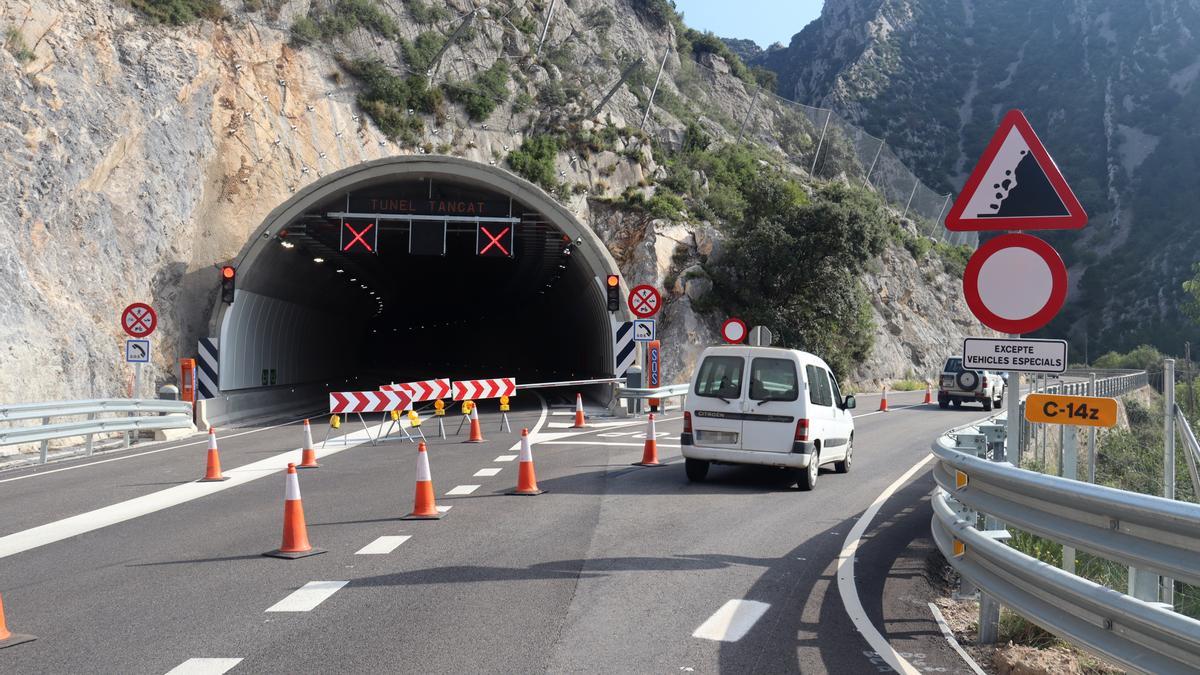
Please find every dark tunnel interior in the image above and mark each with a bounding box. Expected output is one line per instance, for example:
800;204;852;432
221;174;614;393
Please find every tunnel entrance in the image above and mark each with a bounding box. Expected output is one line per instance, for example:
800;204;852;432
213;157;623;394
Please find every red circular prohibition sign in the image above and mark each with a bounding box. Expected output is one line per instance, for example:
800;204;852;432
962;233;1067;335
121;302;158;338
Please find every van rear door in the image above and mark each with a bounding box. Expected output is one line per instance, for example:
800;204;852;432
741;356;801;453
690;351;746;449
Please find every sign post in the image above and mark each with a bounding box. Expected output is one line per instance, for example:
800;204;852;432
947;110;1088;645
121;304;157;399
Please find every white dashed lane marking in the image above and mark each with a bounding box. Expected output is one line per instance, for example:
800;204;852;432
445;485;480;496
436;505;452;513
355;535;411;555
266;581;348;612
494;454;517;462
692;599;771;642
473;468;502;477
164;658;243;675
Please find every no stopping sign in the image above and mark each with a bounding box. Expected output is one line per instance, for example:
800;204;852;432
963;234;1067;335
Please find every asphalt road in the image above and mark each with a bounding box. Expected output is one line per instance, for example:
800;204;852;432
0;388;999;674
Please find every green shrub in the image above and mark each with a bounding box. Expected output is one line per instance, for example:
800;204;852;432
400;31;446;72
1092;344;1165;370
507;135;562;191
129;0;224;24
343;59;442;142
3;28;34;63
407;0;449;24
445;62;509;121
290;0;398;45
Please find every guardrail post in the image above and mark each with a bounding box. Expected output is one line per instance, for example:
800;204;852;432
85;412;96;457
1062;426;1077;574
39;416;50;463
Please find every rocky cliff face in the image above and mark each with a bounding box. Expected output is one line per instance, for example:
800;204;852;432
759;0;1200;357
0;0;982;407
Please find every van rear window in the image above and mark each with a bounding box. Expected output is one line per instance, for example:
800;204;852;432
944;358;964;373
695;356;743;399
749;358;798;401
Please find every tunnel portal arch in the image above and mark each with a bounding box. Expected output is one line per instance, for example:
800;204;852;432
211;156;627;393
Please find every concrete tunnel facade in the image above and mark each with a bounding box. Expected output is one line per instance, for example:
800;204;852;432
206;156;628;418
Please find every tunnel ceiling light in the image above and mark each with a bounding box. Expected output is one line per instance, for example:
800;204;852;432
336;269;344;273
313;257;324;263
350;277;357;281
280;241;295;249
360;284;367;289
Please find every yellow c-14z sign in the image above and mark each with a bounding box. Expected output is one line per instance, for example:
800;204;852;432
1025;394;1117;428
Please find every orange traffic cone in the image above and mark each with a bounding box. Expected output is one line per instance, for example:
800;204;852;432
0;592;36;649
878;386;889;412
297;419;320;468
633;413;663;466
923;383;933;405
508;429;545;495
264;463;324;559
572;393;586;428
200;428;229;482
401;442;443;520
465;407;485;443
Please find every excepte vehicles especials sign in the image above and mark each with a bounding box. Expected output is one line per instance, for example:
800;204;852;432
963;337;1067;374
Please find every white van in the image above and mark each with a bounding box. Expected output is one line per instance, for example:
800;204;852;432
680;346;856;490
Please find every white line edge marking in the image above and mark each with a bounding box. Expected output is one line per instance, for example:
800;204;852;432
836;453;936;675
446;485;480;495
265;580;348;612
539;441;682;448
692;599;771;642
0;413;316;483
355;535;412;555
0;421;392;559
164;658;244;675
473;468;502;477
927;602;986;675
494;454;518;462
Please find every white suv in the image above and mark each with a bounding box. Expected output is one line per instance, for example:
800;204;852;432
937;357;1006;410
681;346;856;491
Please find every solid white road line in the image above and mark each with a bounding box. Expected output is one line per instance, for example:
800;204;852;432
539;441;681;448
266;581;348;612
494;454;518;462
836;454;936;675
852;403;926;419
473;468;502;477
0;422;390;560
164;658;244;675
355;535;412;555
692;599;771;642
0;413;317;483
445;485;480;496
928;602;986;675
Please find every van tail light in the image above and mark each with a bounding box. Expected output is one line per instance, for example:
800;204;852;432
683;411;692;433
795;418;810;442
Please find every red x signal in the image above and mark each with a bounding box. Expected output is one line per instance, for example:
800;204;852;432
477;225;513;257
342;222;375;252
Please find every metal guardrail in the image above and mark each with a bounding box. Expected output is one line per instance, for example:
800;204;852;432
930;370;1200;673
514;378;626;390
0;399;195;464
615;384;690;400
1175;404;1200;503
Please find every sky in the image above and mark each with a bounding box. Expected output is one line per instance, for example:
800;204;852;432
671;0;825;48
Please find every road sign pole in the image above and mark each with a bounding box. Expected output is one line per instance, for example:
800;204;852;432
1088;373;1097;483
134;362;142;400
1003;334;1021;465
1062;425;1077;574
1163;358;1176;606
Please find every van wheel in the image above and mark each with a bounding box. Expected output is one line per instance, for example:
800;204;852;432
952;400;962;408
834;438;852;474
983;398;993;411
797;453;818;491
685;458;710;482
995;393;1005;408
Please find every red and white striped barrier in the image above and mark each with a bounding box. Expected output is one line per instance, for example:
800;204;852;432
329;390;412;413
382;378;452;402
453;378;516;401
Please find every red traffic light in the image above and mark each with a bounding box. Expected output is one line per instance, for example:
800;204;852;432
221;266;235;280
606;274;619;287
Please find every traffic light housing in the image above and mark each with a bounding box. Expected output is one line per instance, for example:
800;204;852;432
606;274;620;312
220;266;236;304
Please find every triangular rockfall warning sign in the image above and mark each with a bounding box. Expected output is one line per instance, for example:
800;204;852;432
945;109;1087;232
